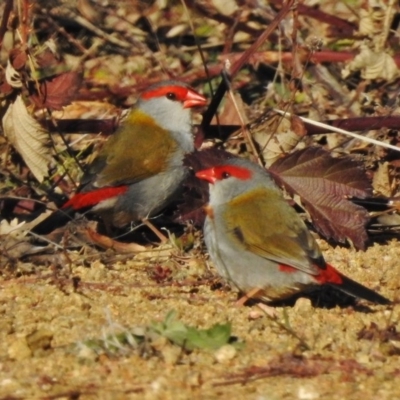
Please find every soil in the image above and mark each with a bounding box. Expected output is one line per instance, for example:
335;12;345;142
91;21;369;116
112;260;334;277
1;0;400;398
0;238;399;399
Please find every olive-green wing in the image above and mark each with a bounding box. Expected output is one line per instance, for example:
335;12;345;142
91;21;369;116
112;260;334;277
222;187;323;275
83;110;178;189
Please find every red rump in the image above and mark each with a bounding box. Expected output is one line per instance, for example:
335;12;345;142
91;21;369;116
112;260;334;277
279;263;343;285
315;263;343;285
62;186;129;210
279;264;298;273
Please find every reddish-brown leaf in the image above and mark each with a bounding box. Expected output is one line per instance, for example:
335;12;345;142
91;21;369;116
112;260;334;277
269;147;371;249
0;80;13;96
184;147;235;176
358;322;400;342
9;47;27;70
35;49;62;70
176;148;235;225
30;71;83;110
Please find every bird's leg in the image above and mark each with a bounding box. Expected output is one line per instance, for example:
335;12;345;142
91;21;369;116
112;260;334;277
235;287;264;306
236;287;277;318
142;218;168;243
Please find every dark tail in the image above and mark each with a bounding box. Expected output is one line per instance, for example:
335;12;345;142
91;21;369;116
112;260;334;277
330;273;391;305
31;207;75;235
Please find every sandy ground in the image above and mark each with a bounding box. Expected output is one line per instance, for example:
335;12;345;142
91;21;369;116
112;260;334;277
0;237;399;400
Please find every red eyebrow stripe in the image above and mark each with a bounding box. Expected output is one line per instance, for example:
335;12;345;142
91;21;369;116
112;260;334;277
196;165;252;183
219;165;252;180
141;86;189;101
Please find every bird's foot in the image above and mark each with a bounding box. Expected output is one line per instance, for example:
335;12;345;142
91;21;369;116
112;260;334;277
235;287;264;307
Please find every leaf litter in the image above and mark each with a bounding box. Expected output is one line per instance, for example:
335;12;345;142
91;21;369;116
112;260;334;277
0;0;399;398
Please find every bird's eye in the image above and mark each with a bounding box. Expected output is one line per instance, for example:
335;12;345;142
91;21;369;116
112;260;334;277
221;171;231;179
166;92;177;101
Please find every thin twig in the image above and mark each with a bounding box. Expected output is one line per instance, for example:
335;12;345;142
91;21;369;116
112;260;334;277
274;109;400;153
202;0;295;129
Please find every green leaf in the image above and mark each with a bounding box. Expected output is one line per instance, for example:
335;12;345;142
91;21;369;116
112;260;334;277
151;310;188;347
151;312;234;351
185;323;232;351
78;311;241;359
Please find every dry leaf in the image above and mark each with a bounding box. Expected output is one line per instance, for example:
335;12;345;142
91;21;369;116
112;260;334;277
2;94;51;182
269;147;371;249
0;234;50;263
166;24;188;38
211;93;247;126
0;218;26;236
77;0;103;24
30;71;83;110
358;1;396;51
252;113;306;167
342;0;397;82
342;43;398;81
51;100;119;120
211;0;238;16
5;59;23;89
359;5;387;38
373;162;393;197
9;48;28;71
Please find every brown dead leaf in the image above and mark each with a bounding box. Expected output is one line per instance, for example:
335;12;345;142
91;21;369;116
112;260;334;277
0;234;52;268
2;94;51;182
51;101;120;120
252;112;307;167
358;322;400;342
9;47;28;70
30;71;83;110
342;45;399;82
211;92;247;126
373;162;393;197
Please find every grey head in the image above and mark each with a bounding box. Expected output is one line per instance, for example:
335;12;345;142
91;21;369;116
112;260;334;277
136;80;207;153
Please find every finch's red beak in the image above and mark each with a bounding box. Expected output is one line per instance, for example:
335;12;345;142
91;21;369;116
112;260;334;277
183;89;207;108
195;168;217;184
